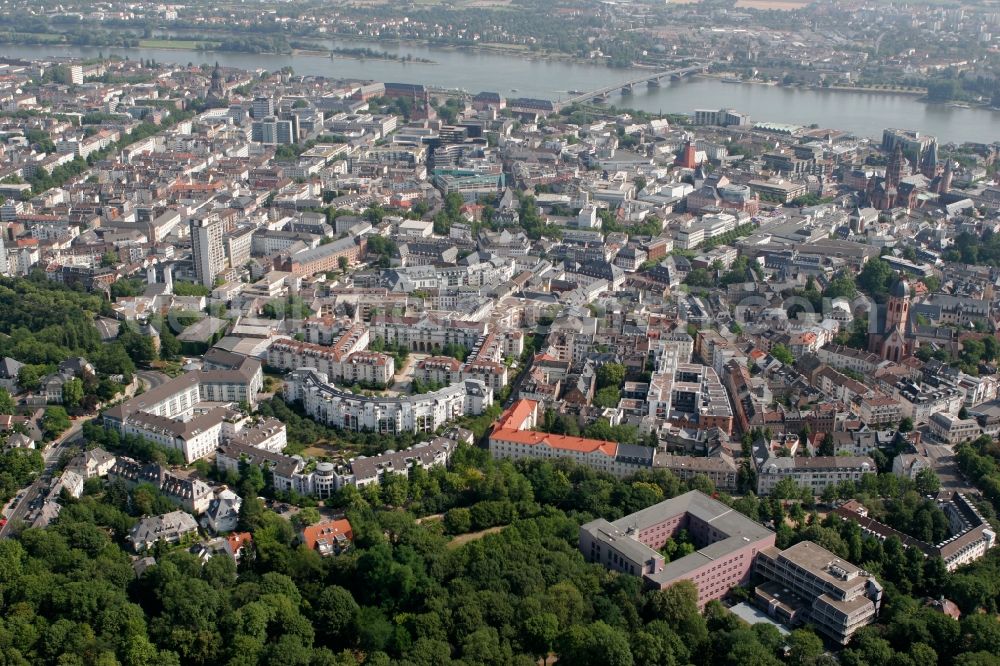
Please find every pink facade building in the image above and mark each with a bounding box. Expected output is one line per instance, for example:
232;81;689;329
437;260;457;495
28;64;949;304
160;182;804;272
579;490;775;607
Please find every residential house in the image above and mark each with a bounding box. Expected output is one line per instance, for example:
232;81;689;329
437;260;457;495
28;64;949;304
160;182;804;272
66;447;117;478
199;489;242;534
301;519;354;556
129;510;200;552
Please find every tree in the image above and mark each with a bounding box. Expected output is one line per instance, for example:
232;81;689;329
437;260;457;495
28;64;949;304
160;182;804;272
596;363;626;390
593;386;621;409
42;406;71;440
62;378;84;410
237;493;266;532
823;274;858;301
817;433;835;457
841;627;895;666
899;417;914;433
915;468;940;495
926;78;959;102
461;626;512;666
314;586;358;643
523;613;559;661
293;507;321;528
557;621;633;666
159;324;181;361
443;507;472;534
684;268;713;288
337;256;349;274
18;365;46;392
857;257;894;299
772;477;804;500
643;581;707;647
0;388;15;415
787;628;824;666
770;344;795;366
119;329;156;366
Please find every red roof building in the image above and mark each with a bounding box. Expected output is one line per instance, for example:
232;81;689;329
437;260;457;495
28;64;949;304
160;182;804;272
301;519;354;557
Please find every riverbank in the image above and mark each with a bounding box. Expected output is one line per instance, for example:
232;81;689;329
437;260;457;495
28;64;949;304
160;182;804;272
1;41;994;143
820;84;925;96
138;39;216;51
346;37;627;69
699;72;934;99
290;48;437;64
697;73;776;87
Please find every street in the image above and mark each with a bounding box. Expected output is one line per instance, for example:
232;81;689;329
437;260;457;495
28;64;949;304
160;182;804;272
2;370;177;538
137;369;170;391
920;440;978;496
0;417;92;539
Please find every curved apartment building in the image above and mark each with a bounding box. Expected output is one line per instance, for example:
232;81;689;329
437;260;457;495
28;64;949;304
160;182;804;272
284;368;492;435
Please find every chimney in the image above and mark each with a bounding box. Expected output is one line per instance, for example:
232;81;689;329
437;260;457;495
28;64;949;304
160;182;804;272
146;265;156;285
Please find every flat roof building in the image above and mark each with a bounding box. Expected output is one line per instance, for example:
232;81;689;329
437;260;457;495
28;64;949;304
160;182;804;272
754;541;882;644
579;490;775;607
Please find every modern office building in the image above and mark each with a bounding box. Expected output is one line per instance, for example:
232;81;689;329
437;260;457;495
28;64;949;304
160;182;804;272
190;215;227;288
754;541;883;644
881;128;937;170
251;96;275;119
579;491;881;642
579;491;775;606
251;116;295;145
927;411;981;445
693;108;750;127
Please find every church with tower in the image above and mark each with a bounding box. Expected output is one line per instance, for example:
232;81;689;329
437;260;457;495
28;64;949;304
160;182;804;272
865;137;950;211
868;278;915;362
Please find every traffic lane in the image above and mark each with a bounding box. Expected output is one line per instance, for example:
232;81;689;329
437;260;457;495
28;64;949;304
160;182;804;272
921;442;978;495
0;420;89;538
137;370;170;390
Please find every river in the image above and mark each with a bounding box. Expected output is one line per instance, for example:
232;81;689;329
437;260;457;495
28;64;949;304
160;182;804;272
3;40;998;144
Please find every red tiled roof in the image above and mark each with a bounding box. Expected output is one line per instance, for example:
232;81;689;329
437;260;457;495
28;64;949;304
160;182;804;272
491;427;619;457
301;519;353;551
495;399;537;431
226;532;252;554
418;356;463;372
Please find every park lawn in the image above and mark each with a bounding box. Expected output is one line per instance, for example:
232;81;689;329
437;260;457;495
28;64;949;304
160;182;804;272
446;525;505;549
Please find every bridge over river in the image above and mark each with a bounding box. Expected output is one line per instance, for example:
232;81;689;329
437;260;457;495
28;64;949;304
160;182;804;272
558;64;707;108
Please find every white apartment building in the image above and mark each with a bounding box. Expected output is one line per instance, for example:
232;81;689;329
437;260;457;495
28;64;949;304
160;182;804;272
756;456;876;496
415;356;509;393
891;380;965;424
103;360;264;463
268;337;395;386
928;411;981;445
855;394;902;427
190;215;227;288
217;437;456;498
370;315;488;354
121;408;227;463
284;368;492;435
